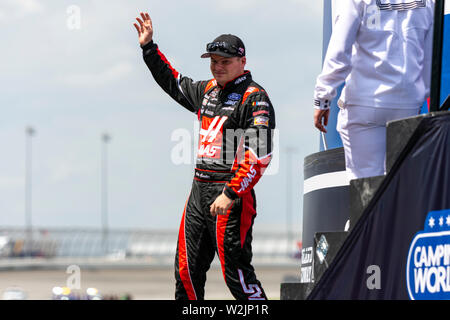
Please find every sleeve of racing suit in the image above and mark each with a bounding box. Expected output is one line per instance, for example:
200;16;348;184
223;92;276;200
313;0;362;110
141;41;207;113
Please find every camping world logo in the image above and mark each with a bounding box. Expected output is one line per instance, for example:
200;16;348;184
407;209;450;300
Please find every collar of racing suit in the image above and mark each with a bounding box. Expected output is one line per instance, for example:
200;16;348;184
218;70;252;93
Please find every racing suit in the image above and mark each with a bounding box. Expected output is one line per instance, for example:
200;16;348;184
141;41;276;300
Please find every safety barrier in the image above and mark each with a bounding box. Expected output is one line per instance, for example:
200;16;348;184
0;227;301;264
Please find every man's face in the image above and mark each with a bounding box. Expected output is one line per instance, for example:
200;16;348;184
210;54;246;86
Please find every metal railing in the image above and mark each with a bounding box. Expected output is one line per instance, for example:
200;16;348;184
0;227;301;262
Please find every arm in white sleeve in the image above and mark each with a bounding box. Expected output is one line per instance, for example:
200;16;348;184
314;1;362;109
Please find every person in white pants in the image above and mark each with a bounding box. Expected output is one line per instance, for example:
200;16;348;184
313;0;435;180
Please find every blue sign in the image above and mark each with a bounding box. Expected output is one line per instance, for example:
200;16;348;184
319;0;344;151
441;2;450;107
407;209;450;300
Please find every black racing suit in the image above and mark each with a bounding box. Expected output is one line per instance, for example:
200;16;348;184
142;41;276;300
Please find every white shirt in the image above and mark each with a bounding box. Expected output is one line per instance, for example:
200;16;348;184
314;0;435;110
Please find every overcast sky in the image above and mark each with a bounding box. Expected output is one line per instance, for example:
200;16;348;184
0;0;324;236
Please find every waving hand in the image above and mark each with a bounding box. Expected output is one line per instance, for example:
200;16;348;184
133;12;153;47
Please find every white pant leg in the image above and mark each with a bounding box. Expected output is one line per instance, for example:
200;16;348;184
337;106;419;180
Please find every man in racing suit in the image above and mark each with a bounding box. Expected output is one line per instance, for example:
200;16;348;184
134;12;275;300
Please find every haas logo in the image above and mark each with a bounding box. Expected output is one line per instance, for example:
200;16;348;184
238;165;257;193
198;116;228;158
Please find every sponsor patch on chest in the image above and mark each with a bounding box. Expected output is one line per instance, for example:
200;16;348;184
198;116;228;159
254;116;269;127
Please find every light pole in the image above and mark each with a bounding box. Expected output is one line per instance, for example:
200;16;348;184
285;146;299;257
101;133;111;255
25;126;36;255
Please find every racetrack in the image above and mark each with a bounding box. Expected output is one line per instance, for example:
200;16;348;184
0;264;300;300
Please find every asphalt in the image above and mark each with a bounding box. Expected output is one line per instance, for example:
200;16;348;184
0;264;300;300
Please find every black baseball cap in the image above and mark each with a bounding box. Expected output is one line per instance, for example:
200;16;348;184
201;34;246;58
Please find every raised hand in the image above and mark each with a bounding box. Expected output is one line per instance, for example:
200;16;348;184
133;12;153;47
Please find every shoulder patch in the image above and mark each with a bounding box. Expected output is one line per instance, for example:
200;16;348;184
254;116;269;127
252;101;270;107
242;87;260;104
204;79;217;93
253;110;270;116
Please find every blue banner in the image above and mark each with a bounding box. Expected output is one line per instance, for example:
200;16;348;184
441;2;450;107
407;209;450;300
319;0;343;151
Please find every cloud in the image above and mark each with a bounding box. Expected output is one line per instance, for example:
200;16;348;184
0;177;23;190
0;0;44;21
215;0;262;11
213;0;322;15
62;61;134;87
48;162;92;183
289;0;323;16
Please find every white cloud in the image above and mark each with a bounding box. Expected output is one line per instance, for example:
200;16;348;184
0;0;44;21
289;0;323;16
62;61;134;87
0;177;23;190
215;0;262;11
48;162;92;183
